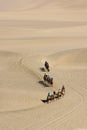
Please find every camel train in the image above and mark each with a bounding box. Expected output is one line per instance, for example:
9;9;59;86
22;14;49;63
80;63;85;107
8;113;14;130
41;61;65;103
43;73;53;86
46;86;65;103
43;61;53;86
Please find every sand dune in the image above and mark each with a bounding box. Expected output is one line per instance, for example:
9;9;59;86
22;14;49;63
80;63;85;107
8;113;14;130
0;43;87;130
47;48;87;68
0;0;87;130
0;0;87;11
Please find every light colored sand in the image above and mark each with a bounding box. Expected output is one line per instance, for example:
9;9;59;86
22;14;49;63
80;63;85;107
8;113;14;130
0;0;87;130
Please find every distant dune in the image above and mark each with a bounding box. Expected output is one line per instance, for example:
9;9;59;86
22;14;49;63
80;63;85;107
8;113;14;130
0;0;87;11
47;48;87;68
0;0;51;11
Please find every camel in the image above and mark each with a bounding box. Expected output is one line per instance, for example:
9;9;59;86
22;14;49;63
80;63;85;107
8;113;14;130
44;61;50;72
43;74;53;86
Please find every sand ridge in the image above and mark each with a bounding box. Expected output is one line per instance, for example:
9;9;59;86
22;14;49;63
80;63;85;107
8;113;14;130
0;0;87;130
46;48;87;68
0;45;87;130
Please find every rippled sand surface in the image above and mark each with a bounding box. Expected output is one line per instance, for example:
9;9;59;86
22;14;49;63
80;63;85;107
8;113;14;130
0;0;87;130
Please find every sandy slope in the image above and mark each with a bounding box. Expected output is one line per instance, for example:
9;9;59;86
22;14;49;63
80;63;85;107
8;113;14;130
0;42;87;130
0;0;87;130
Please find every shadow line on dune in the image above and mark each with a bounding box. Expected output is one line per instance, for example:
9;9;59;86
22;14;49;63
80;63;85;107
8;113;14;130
0;20;87;28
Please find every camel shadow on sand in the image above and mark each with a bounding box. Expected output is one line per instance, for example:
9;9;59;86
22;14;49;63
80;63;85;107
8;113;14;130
38;81;49;87
39;67;46;72
41;99;47;103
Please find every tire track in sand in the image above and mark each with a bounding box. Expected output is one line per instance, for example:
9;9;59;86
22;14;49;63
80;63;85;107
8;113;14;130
21;56;84;130
22;67;84;130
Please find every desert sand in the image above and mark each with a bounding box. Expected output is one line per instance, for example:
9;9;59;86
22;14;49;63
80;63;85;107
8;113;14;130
0;0;87;130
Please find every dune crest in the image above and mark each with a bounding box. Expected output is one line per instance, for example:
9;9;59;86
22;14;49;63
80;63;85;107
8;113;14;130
0;0;87;11
0;0;87;129
47;48;87;68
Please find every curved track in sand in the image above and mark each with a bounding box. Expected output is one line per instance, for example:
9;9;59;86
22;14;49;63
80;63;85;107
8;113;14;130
0;0;87;129
0;46;87;130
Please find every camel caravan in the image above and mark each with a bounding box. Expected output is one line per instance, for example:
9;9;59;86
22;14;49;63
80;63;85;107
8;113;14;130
41;61;65;103
43;61;53;86
43;73;53;86
46;86;65;103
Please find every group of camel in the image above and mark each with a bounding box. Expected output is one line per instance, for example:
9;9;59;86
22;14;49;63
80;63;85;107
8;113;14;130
43;61;53;86
42;61;65;103
43;74;53;85
46;86;65;103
